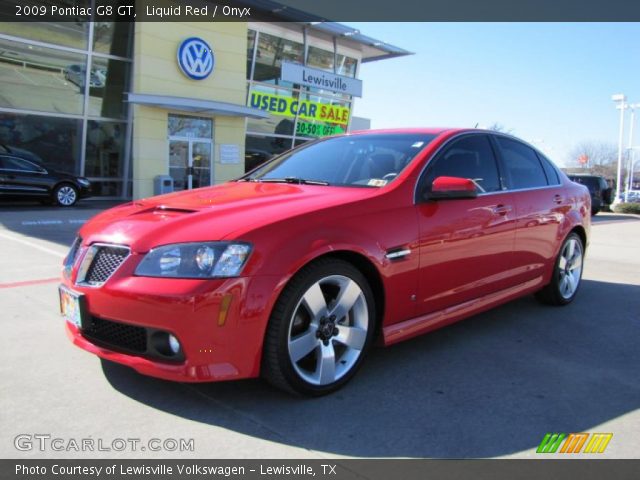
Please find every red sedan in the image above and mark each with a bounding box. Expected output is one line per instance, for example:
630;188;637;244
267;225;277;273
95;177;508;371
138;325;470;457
59;129;590;396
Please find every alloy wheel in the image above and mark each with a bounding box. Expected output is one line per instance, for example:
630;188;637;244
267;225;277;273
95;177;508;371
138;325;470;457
557;237;583;300
57;186;77;206
287;275;369;386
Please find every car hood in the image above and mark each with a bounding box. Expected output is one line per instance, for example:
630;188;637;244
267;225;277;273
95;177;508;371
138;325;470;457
79;181;377;252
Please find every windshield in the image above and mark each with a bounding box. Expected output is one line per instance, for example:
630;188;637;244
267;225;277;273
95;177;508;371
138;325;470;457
243;133;437;187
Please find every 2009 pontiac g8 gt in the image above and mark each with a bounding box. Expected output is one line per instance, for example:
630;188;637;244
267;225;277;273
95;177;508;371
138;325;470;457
60;129;590;395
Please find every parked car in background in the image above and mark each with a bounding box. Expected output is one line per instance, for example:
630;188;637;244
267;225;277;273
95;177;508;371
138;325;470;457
60;129;590;395
0;145;91;206
624;190;640;203
567;174;612;215
64;64;105;89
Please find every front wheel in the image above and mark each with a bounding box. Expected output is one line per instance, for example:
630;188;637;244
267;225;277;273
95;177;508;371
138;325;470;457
535;233;584;306
54;184;78;207
262;258;376;396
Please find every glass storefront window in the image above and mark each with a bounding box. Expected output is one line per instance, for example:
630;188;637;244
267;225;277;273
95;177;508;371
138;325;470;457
246;134;293;171
0;112;82;174
90;180;123;197
168;115;213;138
253;31;303;86
336;54;357;77
0;20;89;50
0;37;86;115
307;46;334;73
84;121;125;179
92;22;133;58
87;57;130;119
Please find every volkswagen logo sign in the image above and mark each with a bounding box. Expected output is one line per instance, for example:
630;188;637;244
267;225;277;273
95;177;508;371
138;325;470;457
177;37;215;80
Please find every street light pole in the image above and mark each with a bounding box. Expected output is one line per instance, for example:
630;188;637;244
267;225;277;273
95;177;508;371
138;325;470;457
629;147;639;193
612;94;627;204
626;105;638;201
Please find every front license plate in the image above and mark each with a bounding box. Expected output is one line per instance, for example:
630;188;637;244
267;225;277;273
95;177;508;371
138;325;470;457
59;285;84;328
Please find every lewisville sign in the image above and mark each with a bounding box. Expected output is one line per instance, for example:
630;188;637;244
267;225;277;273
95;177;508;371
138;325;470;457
281;62;363;97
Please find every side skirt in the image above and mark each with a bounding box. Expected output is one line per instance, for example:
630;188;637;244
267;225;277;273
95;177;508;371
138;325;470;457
382;277;544;346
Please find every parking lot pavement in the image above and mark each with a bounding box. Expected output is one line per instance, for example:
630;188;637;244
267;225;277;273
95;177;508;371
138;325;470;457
0;204;638;459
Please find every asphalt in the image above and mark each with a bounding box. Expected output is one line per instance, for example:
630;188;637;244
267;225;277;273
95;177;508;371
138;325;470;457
0;200;638;459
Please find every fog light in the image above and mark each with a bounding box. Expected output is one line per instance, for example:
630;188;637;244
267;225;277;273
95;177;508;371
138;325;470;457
168;334;181;354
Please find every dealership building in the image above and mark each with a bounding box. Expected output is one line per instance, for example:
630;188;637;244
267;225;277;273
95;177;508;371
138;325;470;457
0;3;409;199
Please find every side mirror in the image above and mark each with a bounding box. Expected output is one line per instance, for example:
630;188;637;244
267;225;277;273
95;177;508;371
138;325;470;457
426;176;478;200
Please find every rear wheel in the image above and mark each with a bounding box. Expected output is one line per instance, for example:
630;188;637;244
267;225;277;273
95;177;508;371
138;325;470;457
262;258;376;396
535;233;584;306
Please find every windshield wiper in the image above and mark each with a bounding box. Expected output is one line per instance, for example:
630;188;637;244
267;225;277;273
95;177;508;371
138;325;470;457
255;177;330;186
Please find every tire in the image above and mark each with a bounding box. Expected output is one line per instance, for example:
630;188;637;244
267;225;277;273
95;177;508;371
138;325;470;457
535;233;584;306
54;183;78;207
262;258;376;396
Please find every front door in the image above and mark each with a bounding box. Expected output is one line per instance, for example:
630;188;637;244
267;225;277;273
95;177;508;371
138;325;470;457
168;138;212;191
415;134;517;315
167;114;213;191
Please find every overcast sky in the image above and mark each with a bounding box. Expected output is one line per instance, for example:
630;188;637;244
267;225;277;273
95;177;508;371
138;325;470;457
350;23;640;166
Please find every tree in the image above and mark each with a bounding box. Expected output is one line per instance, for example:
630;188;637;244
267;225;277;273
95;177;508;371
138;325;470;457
486;123;514;134
566;141;627;181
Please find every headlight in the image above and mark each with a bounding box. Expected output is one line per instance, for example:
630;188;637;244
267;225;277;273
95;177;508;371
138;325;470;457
77;178;91;186
135;242;252;278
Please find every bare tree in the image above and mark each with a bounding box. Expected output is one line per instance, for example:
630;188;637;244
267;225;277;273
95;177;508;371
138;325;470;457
486;123;514;134
566;141;627;180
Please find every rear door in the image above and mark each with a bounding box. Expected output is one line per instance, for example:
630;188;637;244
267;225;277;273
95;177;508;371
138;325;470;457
492;136;567;285
415;134;517;315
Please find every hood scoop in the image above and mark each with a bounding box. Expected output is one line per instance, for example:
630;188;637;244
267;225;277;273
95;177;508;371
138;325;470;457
131;205;198;216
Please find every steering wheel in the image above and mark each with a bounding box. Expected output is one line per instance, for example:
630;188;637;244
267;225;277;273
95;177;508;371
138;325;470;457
382;172;398;181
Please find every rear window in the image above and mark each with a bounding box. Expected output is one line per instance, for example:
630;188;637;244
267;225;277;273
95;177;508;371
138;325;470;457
496;137;548;189
537;153;560;185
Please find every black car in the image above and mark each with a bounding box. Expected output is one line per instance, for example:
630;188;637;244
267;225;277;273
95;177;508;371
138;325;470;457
0;146;91;207
567;174;612;215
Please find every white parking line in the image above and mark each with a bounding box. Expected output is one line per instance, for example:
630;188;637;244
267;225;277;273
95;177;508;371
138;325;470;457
13;68;37;85
0;231;66;258
20;219;87;226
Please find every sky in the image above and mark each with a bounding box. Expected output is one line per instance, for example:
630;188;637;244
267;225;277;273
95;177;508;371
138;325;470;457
349;23;640;166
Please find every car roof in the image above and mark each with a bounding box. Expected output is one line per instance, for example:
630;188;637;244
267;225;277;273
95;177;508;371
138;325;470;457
348;127;465;136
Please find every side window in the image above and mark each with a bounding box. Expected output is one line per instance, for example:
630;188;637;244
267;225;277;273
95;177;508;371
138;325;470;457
496;137;548;189
0;156;41;173
537;153;560;185
423;135;502;193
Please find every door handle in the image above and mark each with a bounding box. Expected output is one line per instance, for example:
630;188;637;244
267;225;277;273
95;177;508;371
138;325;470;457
553;194;563;204
493;204;512;216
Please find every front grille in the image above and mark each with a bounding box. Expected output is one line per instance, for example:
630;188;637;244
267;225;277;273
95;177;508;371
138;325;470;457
77;244;129;286
83;317;147;353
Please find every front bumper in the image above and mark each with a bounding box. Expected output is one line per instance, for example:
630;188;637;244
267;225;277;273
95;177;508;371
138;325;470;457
61;271;280;382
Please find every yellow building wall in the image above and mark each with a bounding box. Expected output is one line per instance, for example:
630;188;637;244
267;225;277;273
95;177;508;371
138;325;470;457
131;22;247;199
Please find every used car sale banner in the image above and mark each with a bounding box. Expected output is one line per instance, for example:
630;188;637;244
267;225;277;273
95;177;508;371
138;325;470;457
248;90;350;125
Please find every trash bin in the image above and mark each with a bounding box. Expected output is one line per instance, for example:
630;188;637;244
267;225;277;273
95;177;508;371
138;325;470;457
154;175;174;195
